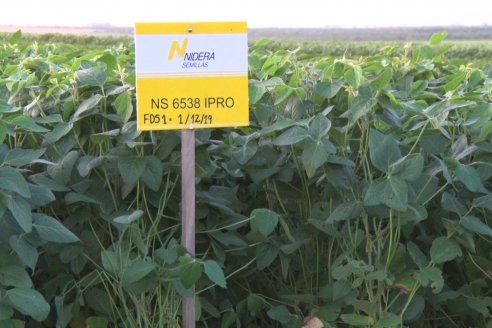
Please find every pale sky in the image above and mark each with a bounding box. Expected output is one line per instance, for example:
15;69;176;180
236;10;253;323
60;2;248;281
1;0;490;28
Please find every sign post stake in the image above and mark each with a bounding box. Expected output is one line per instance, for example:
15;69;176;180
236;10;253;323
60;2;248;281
134;21;249;328
181;128;196;328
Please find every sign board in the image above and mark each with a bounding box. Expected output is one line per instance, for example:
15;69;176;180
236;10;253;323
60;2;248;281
134;22;249;130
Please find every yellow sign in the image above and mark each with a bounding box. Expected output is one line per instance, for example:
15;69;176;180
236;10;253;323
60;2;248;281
134;22;249;130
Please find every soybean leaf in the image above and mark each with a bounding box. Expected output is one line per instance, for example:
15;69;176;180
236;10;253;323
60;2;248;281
441;192;467;216
77;65;107;88
118;156;146;186
340;314;374;326
0;266;32;288
0;167;30;198
374;313;401;328
0;304;13;320
461;215;492;238
33;213;79;243
341;94;377;124
232;140;258;165
308;114;331;140
113;210;144;225
267;305;290;323
6;288;50;322
8;196;32;233
272;126;309;146
430;237;462;264
429;32;448;45
344;66;363;89
180;262;203;289
302;139;334;178
473;195;492;211
3;148;45;167
364;177;408;211
369;129;401;172
121;260;156;287
9;236;38;271
325;201;363;224
7;115;49;133
86;317;109;328
101;250;120;274
315;80;343;99
114;91;133;123
251;208;279;237
415;267;444;293
371;68;393;90
29;184;55;208
256;243;279;270
85;288;112;315
407;242;428;269
72;94;103;121
203;260;227;288
456;164;487;193
44;122;74;144
390;155;424;182
141;156;163;191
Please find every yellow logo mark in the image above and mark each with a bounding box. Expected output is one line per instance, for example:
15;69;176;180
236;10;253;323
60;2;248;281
168;38;188;60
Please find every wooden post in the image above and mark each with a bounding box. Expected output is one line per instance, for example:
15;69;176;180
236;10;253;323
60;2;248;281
181;129;196;328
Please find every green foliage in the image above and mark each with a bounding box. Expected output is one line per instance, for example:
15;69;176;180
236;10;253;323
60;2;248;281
1;30;492;328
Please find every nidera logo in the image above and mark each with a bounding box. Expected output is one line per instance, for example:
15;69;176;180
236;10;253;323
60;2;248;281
167;38;215;69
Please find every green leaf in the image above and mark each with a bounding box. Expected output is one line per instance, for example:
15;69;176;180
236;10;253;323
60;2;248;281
0;266;32;288
77;65;107;87
8;196;32;233
3;148;45;167
86;317;108;328
374;313;401;328
251;208;279;237
415;267;444;293
369;129;401;172
390;155;424;182
121;260;156;287
325;201;363;224
302;139;330;178
113;210;144;225
0;167;30;198
272;126;309;146
114;91;133;123
85;288;113;315
9;236;38;271
430;237;462;264
340;313;374;326
8;30;22;44
0;304;14;320
44;122;74;144
456;164;487;193
72;94;103;121
0;122;7;144
407;242;428;269
441;192;467;216
461;215;492;238
344;65;363;89
101;250;120;274
267;305;290;323
473;194;492;211
429;32;448;45
232;139;258;165
248;82;266;104
371;68;393;90
315;80;343;99
6;287;50;322
341;94;377;123
203;260;227;288
29;184;55;208
247;294;265;317
256;243;279;270
6;115;49;133
33;213;79;243
308;113;331;140
180;261;203;289
364;177;408;211
118;156;146;186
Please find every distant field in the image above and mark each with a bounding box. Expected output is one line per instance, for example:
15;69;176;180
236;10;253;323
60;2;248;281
1;25;492;41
